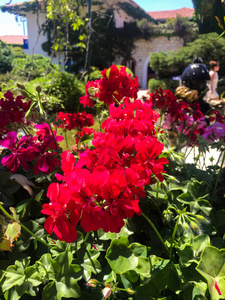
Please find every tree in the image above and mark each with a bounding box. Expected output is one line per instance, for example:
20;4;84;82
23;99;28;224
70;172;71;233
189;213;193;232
166;16;198;44
192;0;225;33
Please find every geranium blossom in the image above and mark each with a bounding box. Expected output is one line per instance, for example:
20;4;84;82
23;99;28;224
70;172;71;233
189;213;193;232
41;183;79;243
202;122;225;143
0;131;36;173
42;90;169;240
79;65;139;107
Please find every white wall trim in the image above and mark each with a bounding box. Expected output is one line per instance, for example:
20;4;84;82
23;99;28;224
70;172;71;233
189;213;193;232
142;55;150;89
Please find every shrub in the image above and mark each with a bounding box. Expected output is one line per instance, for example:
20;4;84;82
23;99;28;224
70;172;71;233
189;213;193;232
150;33;225;79
12;47;26;59
26;71;86;114
11;54;57;80
0;40;14;73
148;78;179;93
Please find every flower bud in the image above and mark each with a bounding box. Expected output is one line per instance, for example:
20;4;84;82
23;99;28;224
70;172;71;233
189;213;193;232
190;221;199;231
87;279;98;288
126;288;135;295
102;285;111;299
182;222;189;231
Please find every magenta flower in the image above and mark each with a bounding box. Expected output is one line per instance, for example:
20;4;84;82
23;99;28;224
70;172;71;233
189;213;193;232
0;131;36;173
33;142;60;175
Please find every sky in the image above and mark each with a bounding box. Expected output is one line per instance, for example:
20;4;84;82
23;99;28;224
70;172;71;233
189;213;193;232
0;0;194;36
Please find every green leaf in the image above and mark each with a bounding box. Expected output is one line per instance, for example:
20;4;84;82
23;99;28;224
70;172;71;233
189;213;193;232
55;280;80;299
42;278;80;300
106;236;148;274
177;180;209;204
98;221;134;240
2;258;30;292
183;281;208;300
135;260;180;298
178;234;211;266
196;246;225;299
80;244;101;281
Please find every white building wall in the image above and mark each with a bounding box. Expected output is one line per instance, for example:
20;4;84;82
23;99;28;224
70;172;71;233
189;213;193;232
133;37;184;88
24;11;63;65
113;9;135;28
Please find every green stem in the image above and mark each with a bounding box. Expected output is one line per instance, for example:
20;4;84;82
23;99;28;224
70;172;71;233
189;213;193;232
20;123;31;136
142;212;170;255
46;119;60;158
83;231;91;243
212;150;225;205
0;203;51;249
64;130;69;149
169;217;179;260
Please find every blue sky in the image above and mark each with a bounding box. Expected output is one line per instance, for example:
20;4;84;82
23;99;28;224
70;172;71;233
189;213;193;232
0;0;194;36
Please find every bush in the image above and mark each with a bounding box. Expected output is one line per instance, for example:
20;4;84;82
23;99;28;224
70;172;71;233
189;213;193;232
11;54;57;80
26;71;86;114
0;40;14;73
12;47;26;59
148;78;179;93
150;33;225;79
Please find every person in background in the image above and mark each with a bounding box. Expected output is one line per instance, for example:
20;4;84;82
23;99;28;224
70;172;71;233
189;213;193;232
206;60;220;100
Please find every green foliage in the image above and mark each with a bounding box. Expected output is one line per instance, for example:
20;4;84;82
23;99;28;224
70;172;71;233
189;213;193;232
148;78;178;93
192;0;225;34
150;33;225;79
0;41;14;74
11;54;57;81
11;47;26;59
24;71;85;114
166;15;198;44
196;246;225;299
117;2;154;22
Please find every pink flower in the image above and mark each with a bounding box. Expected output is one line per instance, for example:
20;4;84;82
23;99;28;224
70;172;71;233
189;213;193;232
0;131;36;173
33;140;60;175
102;285;111;299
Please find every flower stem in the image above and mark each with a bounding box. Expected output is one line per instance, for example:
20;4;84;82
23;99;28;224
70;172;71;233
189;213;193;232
212;150;225;205
169;217;179;260
46;119;60;158
142;212;170;255
83;231;91;243
0;203;51;249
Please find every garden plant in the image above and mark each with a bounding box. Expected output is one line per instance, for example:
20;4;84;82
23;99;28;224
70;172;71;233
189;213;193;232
0;65;225;299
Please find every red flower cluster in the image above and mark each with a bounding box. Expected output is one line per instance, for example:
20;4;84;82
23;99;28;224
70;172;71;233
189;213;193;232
149;88;177;112
0;91;31;139
79;65;139;107
42;97;168;243
56;111;94;131
0;123;63;174
148;88;224;146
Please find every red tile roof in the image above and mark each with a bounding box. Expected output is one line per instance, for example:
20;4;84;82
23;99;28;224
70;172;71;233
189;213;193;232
0;35;28;45
148;7;194;20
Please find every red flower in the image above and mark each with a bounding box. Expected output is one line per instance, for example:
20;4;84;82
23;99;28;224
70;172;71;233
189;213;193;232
79;80;100;107
80;65;139;107
56;112;94;131
41;183;79;243
131;137;168;184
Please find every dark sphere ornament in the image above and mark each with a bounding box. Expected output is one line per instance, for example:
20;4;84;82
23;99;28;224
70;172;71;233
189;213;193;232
180;57;211;114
